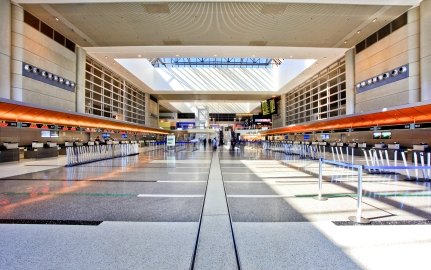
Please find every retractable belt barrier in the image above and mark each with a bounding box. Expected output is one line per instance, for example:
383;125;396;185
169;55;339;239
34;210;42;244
263;141;324;160
315;158;431;224
66;143;139;166
314;158;369;224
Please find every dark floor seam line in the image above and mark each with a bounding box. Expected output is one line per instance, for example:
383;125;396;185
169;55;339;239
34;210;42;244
189;152;212;270
0;219;102;226
220;152;242;270
0;179;160;182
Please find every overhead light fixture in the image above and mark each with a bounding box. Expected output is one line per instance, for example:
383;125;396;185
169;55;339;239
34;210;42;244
137;54;142;58
104;56;108;59
372;18;377;23
213;54;217;57
55;17;59;21
357;30;361;34
175;54;179;57
344;40;347;44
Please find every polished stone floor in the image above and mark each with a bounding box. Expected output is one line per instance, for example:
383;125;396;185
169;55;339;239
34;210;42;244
0;145;430;269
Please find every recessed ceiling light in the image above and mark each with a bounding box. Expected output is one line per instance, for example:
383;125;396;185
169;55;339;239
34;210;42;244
137;54;142;58
357;30;361;34
372;18;377;23
344;40;348;44
175;54;180;57
55;17;59;21
104;56;108;59
213;54;217;57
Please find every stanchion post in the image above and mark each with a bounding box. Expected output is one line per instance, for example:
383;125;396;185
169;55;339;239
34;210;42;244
348;165;370;224
313;158;328;201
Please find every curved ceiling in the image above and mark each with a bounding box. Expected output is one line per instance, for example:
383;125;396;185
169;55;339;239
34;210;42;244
18;1;417;114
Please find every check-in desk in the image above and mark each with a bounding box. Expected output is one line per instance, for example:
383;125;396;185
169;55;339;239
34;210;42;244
59;142;74;155
0;143;20;162
372;142;404;161
411;144;429;163
24;142;59;159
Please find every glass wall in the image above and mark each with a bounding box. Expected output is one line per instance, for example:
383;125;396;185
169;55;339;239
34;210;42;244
285;58;346;125
85;57;146;124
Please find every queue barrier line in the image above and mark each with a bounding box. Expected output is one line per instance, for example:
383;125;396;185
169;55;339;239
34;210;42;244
315;158;431;224
315;158;369;224
65;143;139;167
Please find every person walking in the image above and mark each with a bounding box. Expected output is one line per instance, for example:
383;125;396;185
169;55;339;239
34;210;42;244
212;137;217;151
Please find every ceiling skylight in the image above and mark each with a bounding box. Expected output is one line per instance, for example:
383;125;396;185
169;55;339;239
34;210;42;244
150;58;283;68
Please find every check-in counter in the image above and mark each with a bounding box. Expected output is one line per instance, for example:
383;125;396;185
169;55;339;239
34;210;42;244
74;142;84;147
358;142;367;148
348;142;364;156
59;142;74;155
374;143;386;149
24;141;58;159
311;141;319;145
293;141;300;145
411;144;429;163
0;142;20;162
87;141;95;146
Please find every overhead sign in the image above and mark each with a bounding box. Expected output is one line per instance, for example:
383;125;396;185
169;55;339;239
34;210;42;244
166;135;176;146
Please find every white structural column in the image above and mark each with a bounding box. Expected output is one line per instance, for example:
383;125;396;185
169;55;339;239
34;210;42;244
408;7;420;103
280;94;286;126
75;47;86;113
0;0;12;99
420;0;431;101
10;4;24;102
345;48;355;115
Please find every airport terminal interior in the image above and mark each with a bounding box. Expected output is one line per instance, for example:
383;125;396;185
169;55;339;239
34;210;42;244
1;0;431;269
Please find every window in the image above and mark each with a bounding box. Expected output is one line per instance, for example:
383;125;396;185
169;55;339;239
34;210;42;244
85;57;146;124
285;58;346;125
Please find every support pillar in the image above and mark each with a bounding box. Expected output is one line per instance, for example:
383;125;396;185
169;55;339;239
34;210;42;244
420;0;431;101
76;47;86;113
280;94;286;126
345;48;355;114
0;0;11;99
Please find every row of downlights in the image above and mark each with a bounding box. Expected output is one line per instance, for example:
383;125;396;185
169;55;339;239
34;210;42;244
24;64;75;88
356;66;408;89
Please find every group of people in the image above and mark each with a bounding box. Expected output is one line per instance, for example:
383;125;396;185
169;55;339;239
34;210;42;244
201;137;218;151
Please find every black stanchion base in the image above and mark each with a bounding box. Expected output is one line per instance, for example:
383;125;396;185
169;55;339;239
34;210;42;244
313;195;328;201
348;215;371;224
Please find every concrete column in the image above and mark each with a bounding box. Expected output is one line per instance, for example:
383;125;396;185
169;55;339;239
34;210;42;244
420;0;431;101
408;7;420;103
10;3;24;102
0;0;11;99
75;47;86;113
145;93;150;126
345;48;355;114
280;94;286;126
